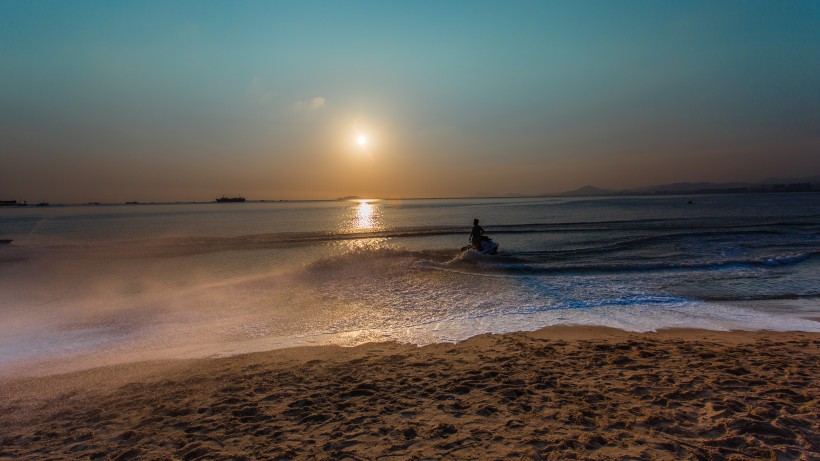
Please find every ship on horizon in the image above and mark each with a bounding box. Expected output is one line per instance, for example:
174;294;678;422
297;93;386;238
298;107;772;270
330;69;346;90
215;195;246;203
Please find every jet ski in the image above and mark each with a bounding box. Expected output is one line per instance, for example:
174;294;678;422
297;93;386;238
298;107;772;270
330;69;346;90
461;235;499;255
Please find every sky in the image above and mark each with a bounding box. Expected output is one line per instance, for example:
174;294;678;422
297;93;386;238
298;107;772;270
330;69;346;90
1;1;818;202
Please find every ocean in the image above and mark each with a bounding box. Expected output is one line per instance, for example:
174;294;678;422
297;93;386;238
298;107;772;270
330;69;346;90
1;194;819;375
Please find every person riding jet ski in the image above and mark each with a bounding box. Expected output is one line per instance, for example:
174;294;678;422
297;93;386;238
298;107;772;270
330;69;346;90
466;218;498;254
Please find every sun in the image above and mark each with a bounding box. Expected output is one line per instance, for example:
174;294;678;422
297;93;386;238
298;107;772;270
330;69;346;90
357;135;368;146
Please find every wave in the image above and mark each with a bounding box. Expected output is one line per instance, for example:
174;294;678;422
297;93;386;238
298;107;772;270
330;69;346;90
512;231;787;259
697;293;820;302
288;241;820;278
6;213;819;283
412;247;818;278
497;252;817;275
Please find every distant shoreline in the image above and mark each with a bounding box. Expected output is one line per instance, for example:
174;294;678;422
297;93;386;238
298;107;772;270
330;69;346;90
1;188;818;208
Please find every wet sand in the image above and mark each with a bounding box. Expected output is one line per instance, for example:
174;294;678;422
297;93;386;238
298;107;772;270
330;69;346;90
1;327;818;460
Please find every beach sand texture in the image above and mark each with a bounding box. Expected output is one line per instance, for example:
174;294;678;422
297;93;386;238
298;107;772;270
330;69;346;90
1;327;818;460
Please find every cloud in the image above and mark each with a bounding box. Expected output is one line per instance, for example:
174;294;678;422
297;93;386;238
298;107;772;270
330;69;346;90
249;76;273;102
311;97;326;108
294;96;327;110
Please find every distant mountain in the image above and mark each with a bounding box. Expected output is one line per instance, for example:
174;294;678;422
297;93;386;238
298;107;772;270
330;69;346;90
554;176;820;197
757;175;820;185
558;185;615;197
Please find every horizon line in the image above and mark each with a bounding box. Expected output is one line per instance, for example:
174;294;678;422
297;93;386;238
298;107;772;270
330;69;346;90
3;188;820;208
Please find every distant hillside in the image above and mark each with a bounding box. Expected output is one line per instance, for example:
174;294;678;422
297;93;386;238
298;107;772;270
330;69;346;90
552;176;820;197
757;175;820;185
558;185;615;197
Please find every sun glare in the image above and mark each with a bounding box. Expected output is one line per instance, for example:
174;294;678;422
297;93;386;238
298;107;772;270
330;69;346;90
347;121;377;157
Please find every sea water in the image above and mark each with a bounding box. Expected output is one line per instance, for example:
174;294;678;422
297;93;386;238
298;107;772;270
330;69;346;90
1;194;819;375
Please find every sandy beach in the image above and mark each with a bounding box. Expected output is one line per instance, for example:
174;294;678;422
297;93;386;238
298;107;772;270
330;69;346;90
1;326;818;460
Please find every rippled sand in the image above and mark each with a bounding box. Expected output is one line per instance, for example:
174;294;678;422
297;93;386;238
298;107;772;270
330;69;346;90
1;327;818;460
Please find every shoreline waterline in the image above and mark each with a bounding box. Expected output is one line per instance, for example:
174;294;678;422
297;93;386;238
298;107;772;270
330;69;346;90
3;308;819;379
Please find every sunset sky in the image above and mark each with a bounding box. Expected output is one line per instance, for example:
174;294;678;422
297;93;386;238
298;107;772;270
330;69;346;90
1;1;818;202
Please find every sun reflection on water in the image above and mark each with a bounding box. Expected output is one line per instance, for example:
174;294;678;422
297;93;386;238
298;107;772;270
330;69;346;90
338;200;386;251
352;200;381;231
338;200;388;251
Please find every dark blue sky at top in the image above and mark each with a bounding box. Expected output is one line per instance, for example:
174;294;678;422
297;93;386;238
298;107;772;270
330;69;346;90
1;1;818;201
